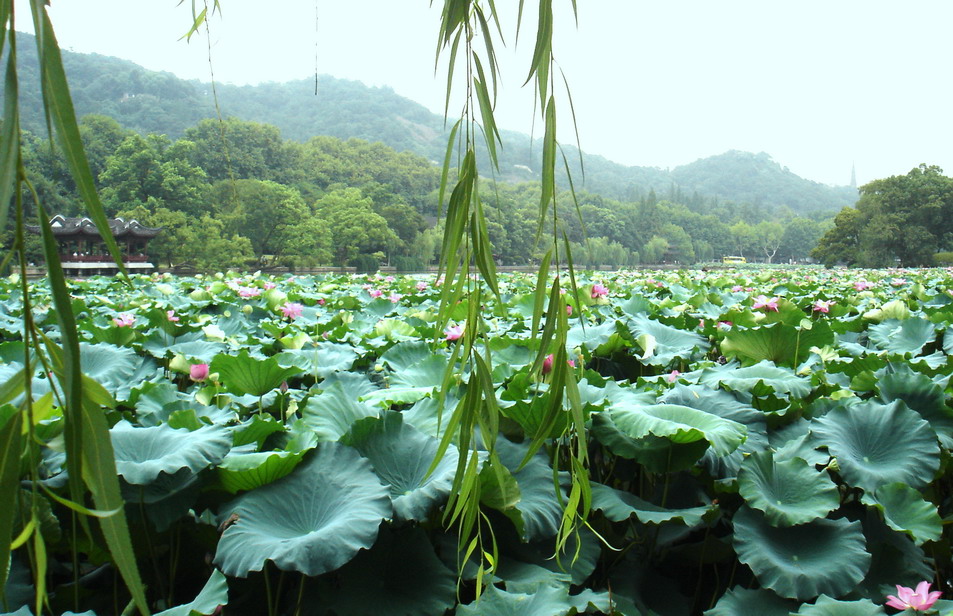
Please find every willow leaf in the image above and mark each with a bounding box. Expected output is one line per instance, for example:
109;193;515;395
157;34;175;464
0;410;22;596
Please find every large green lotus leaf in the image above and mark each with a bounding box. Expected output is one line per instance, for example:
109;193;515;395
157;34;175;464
699;361;812;398
566;320;619;352
861;483;941;546
209;349;303;397
276;342;359;378
167;339;226;363
590;482;710;526
771;419;830;467
877;363;953;448
153;569;228;616
213;442;390;577
300;385;379;441
856;508;933;599
704;587;797;616
495;437;566;541
454;583;577;616
110;420;231;485
733;506;870;600
738;451;839;526
810;400;940;492
591;414;710;473
598;395;746;457
721;321;833;367
791;595;886;615
862;299;911;323
327;526;456;616
79;342;139;394
663;384;768;480
342;412;459;522
217;450;306;494
945;327;953;354
626;314;709;366
380;341;448;387
868;317;935;355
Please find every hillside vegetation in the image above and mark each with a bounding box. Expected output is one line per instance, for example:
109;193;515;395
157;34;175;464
10;33;856;213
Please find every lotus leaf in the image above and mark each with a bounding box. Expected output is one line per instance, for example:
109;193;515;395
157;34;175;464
590;482;710;526
153;570;228;616
733;506;870;600
110;421;231;485
217;450;305;494
214;442;390;576
868;317;935;355
810;400;940;492
738;451;839;526
704;587;797;616
698;361;812;398
791;594;887;615
209;349;303;397
861;483;941;546
343;412;459;522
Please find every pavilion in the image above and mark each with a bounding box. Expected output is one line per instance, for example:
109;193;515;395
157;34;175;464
27;215;161;276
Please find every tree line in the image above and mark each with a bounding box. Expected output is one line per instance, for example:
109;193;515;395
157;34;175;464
10;114;832;271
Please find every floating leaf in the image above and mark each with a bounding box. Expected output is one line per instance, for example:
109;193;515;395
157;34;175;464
343;412;459;522
214;442;390;577
791;594;887;615
733;506;870;600
590;482;710;526
810;400;940;492
210;349;302;397
704;587;796;616
861;483;941;546
738;451;839;526
110;421;231;485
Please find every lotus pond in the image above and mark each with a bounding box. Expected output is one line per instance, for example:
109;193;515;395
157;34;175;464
4;267;953;615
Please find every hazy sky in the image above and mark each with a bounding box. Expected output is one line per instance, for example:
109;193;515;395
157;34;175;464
20;1;953;187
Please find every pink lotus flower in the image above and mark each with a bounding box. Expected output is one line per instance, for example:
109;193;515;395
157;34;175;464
237;286;261;298
281;302;304;319
541;354;574;374
388;293;403;303
891;278;907;287
718;321;733;329
591;283;609;299
698;319;705;328
317;298;325;305
886;581;941;612
385;276;395;282
813;300;833;313
731;285;744;292
566;305;573;316
113;313;135;327
752;295;780;312
263;282;277;290
416;281;429;291
667;370;680;383
854;280;873;291
368;288;383;298
166;310;179;322
445;324;465;342
189;363;209;382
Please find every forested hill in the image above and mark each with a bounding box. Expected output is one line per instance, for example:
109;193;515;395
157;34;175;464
13;33;856;212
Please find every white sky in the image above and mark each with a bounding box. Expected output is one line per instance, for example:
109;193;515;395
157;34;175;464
18;0;953;186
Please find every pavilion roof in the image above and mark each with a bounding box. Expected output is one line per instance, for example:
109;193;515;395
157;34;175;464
26;215;162;239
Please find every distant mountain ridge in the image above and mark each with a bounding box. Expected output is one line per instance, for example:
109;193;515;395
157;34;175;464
12;33;857;212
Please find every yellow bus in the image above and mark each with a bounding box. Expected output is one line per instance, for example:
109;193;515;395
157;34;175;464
722;256;747;264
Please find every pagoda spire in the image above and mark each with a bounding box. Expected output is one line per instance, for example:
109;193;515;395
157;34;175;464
850;162;857;189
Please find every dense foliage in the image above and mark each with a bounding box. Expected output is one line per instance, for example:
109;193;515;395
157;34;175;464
8;113;832;270
813;165;953;267
3;268;953;615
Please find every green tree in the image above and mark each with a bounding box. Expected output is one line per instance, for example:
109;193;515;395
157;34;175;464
753;220;784;263
210;179;314;265
313;187;399;266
